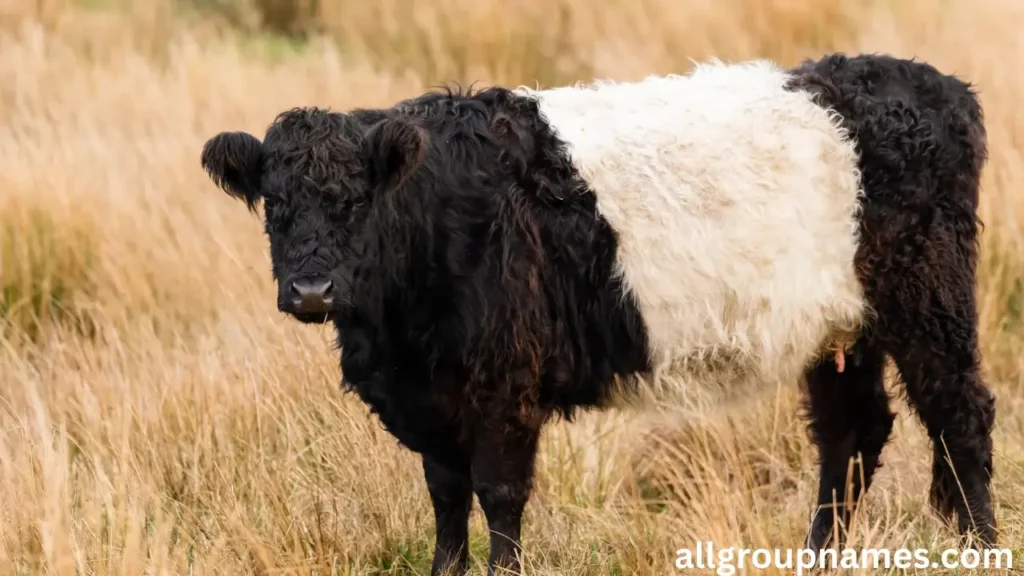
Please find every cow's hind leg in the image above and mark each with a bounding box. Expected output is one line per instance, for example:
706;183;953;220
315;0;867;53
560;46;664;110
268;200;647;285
803;339;894;551
861;155;996;546
859;162;997;545
873;277;997;547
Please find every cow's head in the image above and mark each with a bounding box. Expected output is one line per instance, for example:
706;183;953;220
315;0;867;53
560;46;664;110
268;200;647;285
200;107;426;324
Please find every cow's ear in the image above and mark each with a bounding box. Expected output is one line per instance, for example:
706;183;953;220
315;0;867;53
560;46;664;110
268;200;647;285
201;131;264;211
363;117;427;191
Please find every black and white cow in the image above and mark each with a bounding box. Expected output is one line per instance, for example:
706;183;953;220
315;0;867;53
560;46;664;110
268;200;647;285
201;53;996;575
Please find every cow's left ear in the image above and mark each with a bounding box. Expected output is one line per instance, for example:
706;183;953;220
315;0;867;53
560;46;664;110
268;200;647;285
201;131;264;212
363;117;427;191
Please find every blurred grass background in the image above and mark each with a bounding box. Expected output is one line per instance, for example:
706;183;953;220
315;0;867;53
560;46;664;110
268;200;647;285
0;0;1022;574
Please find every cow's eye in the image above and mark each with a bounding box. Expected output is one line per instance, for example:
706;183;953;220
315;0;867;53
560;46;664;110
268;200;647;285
263;200;293;232
327;196;362;219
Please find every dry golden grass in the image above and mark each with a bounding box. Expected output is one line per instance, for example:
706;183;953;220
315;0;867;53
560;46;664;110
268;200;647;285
1;0;1023;573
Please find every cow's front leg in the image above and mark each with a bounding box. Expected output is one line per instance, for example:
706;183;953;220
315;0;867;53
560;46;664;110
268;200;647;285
471;417;542;575
424;453;473;575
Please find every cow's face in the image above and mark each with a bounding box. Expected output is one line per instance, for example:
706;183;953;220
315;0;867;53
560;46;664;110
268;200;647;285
200;107;426;324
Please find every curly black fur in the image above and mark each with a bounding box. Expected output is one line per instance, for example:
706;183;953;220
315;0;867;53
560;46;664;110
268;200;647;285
786;53;996;550
202;85;651;574
200;52;996;575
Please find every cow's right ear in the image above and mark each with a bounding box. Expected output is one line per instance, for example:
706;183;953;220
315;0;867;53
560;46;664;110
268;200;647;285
201;131;264;211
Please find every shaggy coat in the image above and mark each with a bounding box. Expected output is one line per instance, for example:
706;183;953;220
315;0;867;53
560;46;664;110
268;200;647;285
200;53;996;575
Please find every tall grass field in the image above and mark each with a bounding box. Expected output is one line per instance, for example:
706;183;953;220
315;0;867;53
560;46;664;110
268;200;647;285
1;0;1023;573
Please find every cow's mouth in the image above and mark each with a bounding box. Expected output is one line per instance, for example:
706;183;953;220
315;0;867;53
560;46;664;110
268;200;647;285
285;310;335;324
